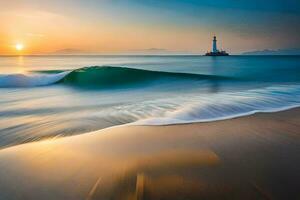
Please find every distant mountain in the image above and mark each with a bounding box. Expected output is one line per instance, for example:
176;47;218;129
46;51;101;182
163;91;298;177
127;48;168;54
50;48;89;55
48;48;193;55
144;48;168;52
242;48;300;55
126;48;192;55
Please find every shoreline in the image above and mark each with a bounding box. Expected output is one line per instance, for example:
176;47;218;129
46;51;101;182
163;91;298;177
134;103;300;126
0;107;299;199
1;103;300;151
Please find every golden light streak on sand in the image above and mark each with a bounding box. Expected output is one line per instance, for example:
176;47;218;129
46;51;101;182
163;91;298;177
85;176;102;200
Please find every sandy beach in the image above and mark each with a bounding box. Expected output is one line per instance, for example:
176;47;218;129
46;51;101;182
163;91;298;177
0;108;299;200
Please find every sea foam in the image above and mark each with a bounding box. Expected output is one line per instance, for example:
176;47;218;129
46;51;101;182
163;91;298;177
134;85;300;125
0;72;69;87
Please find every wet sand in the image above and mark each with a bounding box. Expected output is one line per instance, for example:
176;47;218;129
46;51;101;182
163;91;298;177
0;108;299;200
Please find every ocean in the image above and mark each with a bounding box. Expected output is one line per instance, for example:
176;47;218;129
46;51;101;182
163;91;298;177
0;55;300;148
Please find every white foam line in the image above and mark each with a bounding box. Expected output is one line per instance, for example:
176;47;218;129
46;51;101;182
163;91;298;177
132;103;300;126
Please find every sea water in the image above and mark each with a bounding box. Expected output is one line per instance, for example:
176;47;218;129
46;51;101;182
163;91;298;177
0;55;299;148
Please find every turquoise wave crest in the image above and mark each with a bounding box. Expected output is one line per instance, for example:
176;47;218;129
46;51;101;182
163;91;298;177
0;66;228;88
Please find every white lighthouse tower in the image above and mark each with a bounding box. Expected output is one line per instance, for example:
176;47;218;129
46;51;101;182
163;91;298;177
212;35;218;53
205;35;229;56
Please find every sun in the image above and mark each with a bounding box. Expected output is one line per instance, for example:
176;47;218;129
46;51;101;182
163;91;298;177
15;43;24;51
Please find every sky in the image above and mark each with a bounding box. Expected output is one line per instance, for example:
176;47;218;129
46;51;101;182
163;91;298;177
0;0;300;55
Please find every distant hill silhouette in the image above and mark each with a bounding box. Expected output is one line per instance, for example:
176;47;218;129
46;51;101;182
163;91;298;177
242;48;300;55
48;48;192;55
50;48;88;55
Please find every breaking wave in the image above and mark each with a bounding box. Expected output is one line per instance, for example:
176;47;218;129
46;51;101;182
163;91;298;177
0;66;227;88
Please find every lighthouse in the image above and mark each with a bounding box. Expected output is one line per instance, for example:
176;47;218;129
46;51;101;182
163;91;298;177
212;36;217;53
205;35;229;56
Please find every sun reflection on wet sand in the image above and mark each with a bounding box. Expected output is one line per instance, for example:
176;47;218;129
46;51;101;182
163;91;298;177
104;150;220;200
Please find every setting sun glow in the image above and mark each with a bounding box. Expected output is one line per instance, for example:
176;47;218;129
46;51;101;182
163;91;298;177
15;44;24;51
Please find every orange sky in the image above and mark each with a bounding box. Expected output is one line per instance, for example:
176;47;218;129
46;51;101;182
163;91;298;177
0;9;218;55
0;9;265;55
0;1;299;55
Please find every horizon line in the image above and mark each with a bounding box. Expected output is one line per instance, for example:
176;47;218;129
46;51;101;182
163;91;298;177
0;53;211;56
